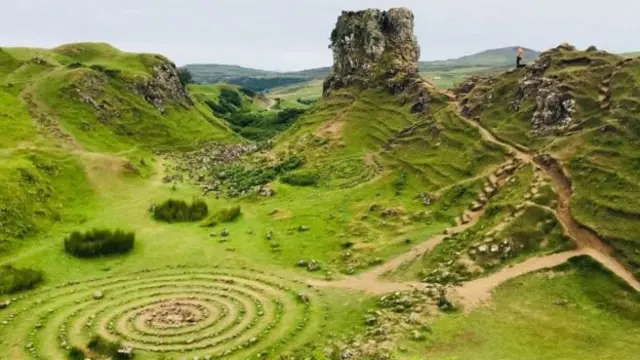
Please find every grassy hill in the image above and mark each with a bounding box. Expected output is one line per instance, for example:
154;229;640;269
1;37;640;360
456;45;640;278
0;42;237;253
184;47;540;91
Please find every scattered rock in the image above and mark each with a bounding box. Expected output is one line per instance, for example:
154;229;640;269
92;291;104;300
298;225;310;232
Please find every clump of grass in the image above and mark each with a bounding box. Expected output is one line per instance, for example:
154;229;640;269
0;264;44;295
153;198;208;223
202;206;242;227
281;170;319;186
87;335;130;359
64;229;134;258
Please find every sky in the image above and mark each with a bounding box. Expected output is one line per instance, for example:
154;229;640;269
2;0;639;71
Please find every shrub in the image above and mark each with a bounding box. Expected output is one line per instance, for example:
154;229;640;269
89;64;120;78
0;265;44;295
66;62;84;69
202;206;242;227
219;88;243;108
392;171;408;195
68;347;85;360
239;87;256;97
274;155;304;173
216;206;242;222
87;335;130;359
153;198;208;223
64;229;135;258
281;170;320;187
177;68;193;86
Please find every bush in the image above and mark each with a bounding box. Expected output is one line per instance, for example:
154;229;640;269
89;64;120;78
219;88;243;108
202;206;242;227
153;198;208;223
275;155;304;173
68;347;85;360
281;170;320;187
66;62;84;69
239;87;256;97
177;68;193;86
216;206;242;222
87;335;130;359
64;229;135;258
0;264;44;295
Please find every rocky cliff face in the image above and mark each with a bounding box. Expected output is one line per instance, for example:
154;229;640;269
137;59;193;113
323;8;431;114
323;8;421;94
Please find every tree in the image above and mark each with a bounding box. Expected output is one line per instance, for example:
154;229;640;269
177;68;194;86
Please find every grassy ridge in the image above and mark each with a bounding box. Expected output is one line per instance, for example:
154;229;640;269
461;48;640;277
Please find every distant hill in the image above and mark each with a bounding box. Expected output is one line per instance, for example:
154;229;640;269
184;47;541;91
419;47;540;72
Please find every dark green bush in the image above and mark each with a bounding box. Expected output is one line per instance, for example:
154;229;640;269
0;264;44;295
239;87;256;97
153;199;208;223
87;335;130;359
275;155;304;173
68;347;85;360
219;88;243;108
64;229;135;258
67;62;84;69
281;170;320;186
392;171;408;195
89;64;121;78
177;68;193;86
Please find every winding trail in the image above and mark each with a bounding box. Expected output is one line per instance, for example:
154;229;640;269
309;92;640;305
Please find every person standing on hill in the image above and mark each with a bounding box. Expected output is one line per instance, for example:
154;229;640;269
516;47;525;68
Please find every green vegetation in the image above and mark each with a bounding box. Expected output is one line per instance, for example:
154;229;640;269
1;38;639;360
281;170;320;186
190;83;307;140
87;335;129;359
402;256;640;359
460;48;640;277
64;229;135;258
0;264;44;295
202;206;242;226
152;198;208;223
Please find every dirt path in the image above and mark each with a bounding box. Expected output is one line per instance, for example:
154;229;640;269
308;92;640;303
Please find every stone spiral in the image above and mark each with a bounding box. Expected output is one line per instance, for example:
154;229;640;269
0;266;328;359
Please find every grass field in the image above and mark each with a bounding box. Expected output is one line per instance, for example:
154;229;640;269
1;42;639;360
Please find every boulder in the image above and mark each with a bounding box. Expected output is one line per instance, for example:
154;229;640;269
92;291;104;300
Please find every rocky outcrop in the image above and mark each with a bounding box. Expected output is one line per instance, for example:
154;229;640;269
136;60;193;112
323;8;420;93
511;45;576;132
323;8;432;114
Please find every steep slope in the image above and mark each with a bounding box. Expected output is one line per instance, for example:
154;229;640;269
455;44;640;278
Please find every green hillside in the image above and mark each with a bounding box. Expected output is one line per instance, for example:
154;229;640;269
0;43;237;253
1;10;640;360
456;45;640;278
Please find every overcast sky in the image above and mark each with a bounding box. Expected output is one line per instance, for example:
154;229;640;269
2;0;639;71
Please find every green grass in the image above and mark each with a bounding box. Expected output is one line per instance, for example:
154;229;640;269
460;48;640;278
397;256;640;360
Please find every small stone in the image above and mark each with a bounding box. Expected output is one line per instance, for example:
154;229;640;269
92;291;104;300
